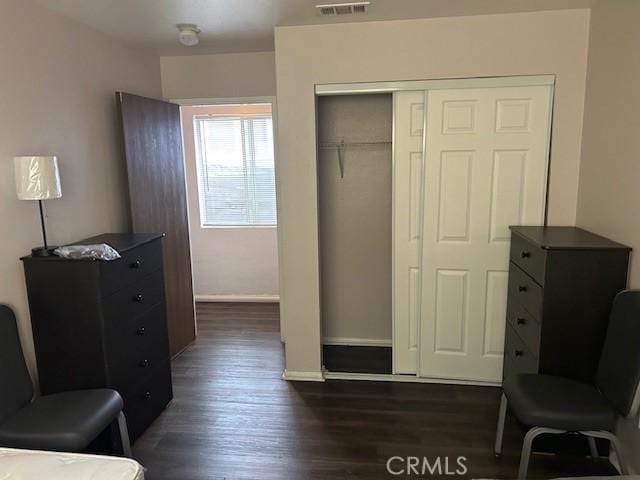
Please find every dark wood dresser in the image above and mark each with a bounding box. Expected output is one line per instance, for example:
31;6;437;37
21;233;173;442
504;226;631;384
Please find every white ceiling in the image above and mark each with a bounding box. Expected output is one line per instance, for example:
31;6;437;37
35;0;594;56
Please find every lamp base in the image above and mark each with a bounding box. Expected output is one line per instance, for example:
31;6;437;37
31;246;58;257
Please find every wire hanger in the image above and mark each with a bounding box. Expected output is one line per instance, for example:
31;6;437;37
337;139;345;178
319;138;392;178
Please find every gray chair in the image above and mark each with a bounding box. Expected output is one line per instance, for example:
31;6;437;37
494;290;640;479
0;304;131;456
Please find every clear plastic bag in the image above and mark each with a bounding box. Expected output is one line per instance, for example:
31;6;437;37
53;244;121;261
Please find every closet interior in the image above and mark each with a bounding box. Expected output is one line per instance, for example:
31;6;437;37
316;77;554;384
318;94;393;374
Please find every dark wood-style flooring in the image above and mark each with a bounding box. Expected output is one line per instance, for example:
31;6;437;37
133;303;617;479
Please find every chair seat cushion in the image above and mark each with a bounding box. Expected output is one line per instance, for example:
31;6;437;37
0;389;123;452
504;374;617;431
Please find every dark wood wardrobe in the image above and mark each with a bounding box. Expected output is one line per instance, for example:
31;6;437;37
116;92;196;356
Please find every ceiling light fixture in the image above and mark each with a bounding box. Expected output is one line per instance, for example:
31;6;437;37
177;24;201;47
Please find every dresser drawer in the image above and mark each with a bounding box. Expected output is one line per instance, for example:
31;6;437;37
121;361;173;441
104;271;165;324
510;233;546;285
506;297;541;354
106;303;170;386
503;324;538;381
99;239;163;296
508;263;543;321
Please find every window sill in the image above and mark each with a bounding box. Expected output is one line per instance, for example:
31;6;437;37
200;225;278;230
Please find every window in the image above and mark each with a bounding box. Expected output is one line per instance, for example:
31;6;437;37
193;112;277;226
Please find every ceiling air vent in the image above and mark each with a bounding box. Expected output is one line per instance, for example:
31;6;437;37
316;2;371;16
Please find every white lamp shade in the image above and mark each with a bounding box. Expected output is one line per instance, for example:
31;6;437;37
14;156;62;200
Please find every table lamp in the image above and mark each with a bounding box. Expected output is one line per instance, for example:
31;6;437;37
14;156;62;257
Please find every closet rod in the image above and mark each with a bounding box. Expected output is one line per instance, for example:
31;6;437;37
318;140;392;149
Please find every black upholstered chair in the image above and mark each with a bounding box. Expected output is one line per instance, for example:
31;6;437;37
0;304;131;456
494;290;640;479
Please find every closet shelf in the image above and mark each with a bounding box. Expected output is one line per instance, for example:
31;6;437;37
319;139;392;178
318;140;392;149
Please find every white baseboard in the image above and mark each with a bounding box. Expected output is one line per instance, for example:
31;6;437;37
322;337;392;347
196;294;280;303
282;369;500;386
281;370;325;382
323;371;500;387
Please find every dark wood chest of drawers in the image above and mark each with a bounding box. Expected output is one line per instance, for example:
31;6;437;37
504;226;631;384
22;233;173;442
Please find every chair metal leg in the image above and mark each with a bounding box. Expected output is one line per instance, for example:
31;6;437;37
582;431;627;475
518;427;565;480
117;411;132;458
587;436;599;460
494;393;507;456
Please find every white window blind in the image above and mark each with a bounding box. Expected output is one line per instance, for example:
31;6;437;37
194;114;277;226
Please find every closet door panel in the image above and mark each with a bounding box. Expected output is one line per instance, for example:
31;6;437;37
419;85;552;382
393;91;425;374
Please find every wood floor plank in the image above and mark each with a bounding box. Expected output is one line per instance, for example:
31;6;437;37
133;302;618;479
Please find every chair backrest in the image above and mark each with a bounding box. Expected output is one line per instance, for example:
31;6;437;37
596;290;640;416
0;305;34;423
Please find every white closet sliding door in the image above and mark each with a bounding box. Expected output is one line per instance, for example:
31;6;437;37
393;91;425;374
418;85;552;382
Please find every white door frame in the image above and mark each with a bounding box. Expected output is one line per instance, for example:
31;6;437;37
315;75;554;383
315;75;555;96
172;96;284;342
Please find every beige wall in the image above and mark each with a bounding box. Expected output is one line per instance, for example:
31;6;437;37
160;52;276;100
161;53;280;299
275;9;591;375
181;105;279;298
575;0;640;471
318;94;393;343
0;0;161;377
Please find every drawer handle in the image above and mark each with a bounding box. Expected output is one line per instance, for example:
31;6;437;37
139;359;150;368
143;391;151;400
131;260;141;269
516;317;527;326
521;251;531;259
133;294;143;303
518;285;528;293
136;327;146;336
515;350;524;357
